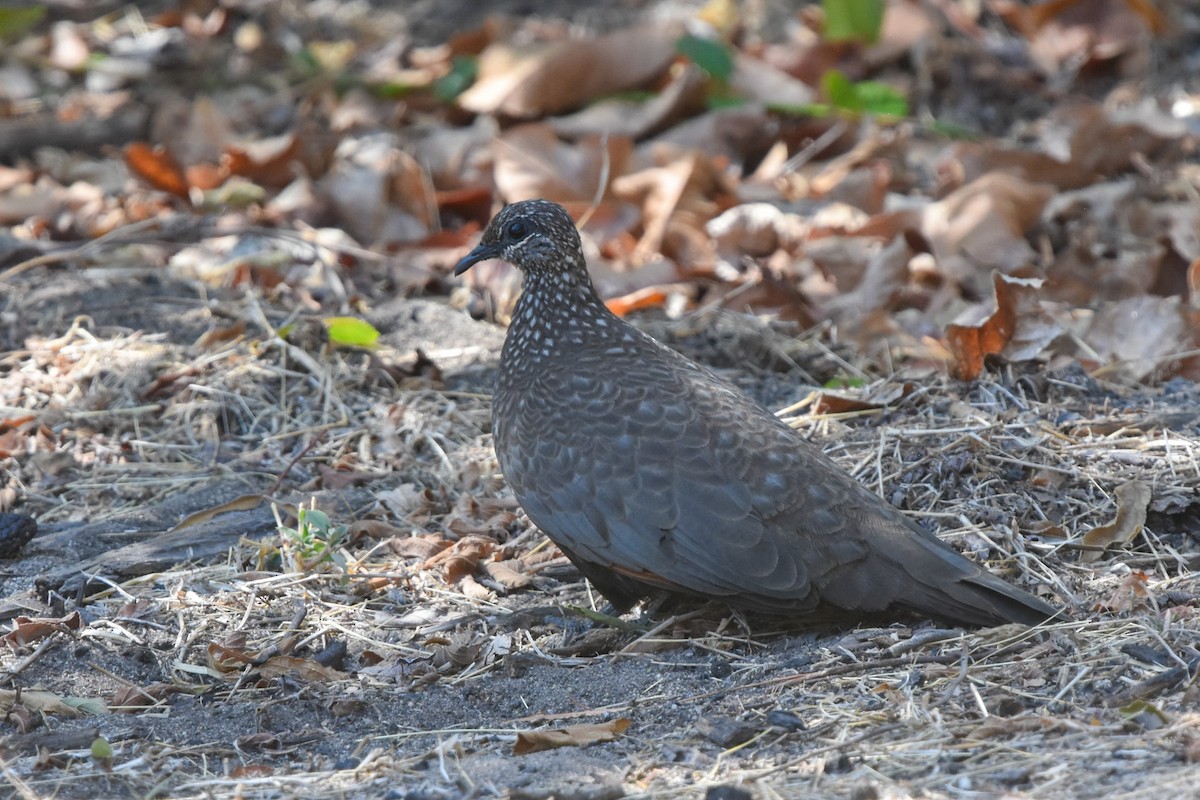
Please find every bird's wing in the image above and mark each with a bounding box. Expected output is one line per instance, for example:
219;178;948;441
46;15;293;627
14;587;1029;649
497;341;873;610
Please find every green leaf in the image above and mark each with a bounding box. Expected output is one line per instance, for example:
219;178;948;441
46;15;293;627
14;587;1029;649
767;101;833;118
822;70;861;111
436;55;477;103
676;34;734;82
852;80;908;117
323;317;380;347
821;70;907;118
299;508;330;533
823;376;867;389
821;0;885;44
0;7;45;42
1119;700;1169;723
91;736;113;760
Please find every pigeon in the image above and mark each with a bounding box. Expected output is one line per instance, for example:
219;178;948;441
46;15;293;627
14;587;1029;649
455;199;1058;627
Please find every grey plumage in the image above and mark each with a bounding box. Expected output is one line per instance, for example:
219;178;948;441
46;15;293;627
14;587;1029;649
455;199;1058;627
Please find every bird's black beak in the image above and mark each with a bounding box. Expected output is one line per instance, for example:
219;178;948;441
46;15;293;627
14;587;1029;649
454;242;502;276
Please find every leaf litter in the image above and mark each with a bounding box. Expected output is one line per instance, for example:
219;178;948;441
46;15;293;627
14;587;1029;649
1;0;1200;798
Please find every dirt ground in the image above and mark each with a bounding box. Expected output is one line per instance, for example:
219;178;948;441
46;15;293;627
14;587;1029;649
1;251;1199;800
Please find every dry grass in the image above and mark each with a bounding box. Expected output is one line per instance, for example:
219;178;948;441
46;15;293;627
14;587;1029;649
1;270;1199;799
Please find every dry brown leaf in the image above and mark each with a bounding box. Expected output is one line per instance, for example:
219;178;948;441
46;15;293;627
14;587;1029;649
945;273;1062;381
258;656;347;683
2;611;83;649
922;172;1053;291
347;519;407;541
1101;569;1152;613
207;634;254;673
549;64;707;141
1080;481;1152;563
459;26;677;117
225;134;302;189
707;203;806;263
1083;296;1200;382
0;690;87;718
170;494;265;531
612;155;718;265
1022;0;1157;76
513;718;631;755
729;53;814;107
822;236;913;325
493;123;631;204
605;287;674;318
434;535;499;582
483;559;533;590
320;137;430;246
389;533;453;560
458;573;496;601
124;142;190;198
111;683;181;709
807;382;912;416
942;142;1096;192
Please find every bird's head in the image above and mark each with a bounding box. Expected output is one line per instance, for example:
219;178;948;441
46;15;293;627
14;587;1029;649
454;200;586;279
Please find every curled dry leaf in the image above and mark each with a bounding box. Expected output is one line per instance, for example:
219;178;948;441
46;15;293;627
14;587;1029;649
2;611;83;649
921;171;1053;291
459;26;678;118
207;634;254;673
707;203;806;263
124;142;190;198
433;534;498;582
1083;296;1200;382
945;273;1062;381
388;532;453;560
493;123;631;204
1080;481;1152;563
458;573;497;601
513;718;631;755
111;683;181;710
0;689;93;718
483;558;533;590
258;656;347;683
169;494;264;531
549;63;708;141
1102;570;1152;613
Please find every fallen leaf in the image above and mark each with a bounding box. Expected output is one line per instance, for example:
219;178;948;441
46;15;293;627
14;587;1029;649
945;273;1062;380
459;26;678;117
0;689;100;717
483;559;533;590
921;172;1053;292
1083;296;1200;382
1102;569;1152;613
1080;481;1152;562
258;656;347;683
513;718;631;754
492;123;631;204
170;494;265;531
111;683;181;710
124;142;190;198
2;611;83;649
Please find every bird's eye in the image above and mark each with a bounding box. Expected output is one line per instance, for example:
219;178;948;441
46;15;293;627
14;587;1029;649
506;220;527;240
